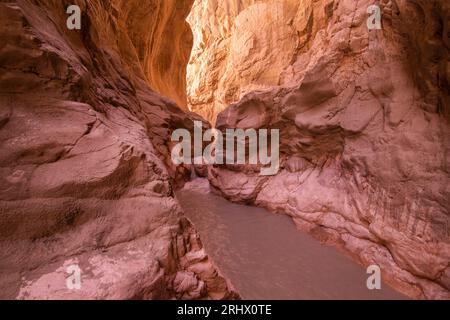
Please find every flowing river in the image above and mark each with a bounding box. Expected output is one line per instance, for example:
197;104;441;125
176;178;406;300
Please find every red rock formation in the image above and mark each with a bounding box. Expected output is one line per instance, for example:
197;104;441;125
0;0;237;299
191;0;450;299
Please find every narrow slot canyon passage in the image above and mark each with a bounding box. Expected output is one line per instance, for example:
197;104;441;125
0;0;448;301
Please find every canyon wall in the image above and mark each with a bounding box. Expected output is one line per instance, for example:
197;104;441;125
119;0;194;109
187;0;331;122
0;0;237;299
190;0;450;299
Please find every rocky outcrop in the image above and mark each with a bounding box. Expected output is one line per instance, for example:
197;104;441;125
196;0;450;299
0;0;237;299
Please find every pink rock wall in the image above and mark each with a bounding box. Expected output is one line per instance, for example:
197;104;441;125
0;0;237;299
199;0;450;299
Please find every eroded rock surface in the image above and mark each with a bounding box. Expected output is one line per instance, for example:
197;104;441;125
0;0;237;299
187;0;331;122
194;0;450;299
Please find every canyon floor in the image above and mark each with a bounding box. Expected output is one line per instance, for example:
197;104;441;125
177;178;406;300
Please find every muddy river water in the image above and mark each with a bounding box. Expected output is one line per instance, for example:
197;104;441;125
176;179;406;300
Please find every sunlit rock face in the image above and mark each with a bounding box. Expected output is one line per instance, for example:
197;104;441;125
115;0;194;109
0;0;237;299
198;0;450;299
186;0;330;122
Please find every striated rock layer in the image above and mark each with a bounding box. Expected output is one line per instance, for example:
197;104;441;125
0;0;238;299
190;0;450;299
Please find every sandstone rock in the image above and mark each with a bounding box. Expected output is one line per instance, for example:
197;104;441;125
187;0;331;123
203;0;450;299
0;0;238;300
3;0;449;301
